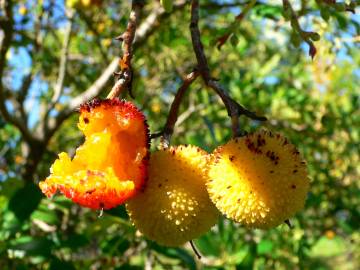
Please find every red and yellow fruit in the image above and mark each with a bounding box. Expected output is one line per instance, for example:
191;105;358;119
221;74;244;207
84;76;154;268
39;98;149;210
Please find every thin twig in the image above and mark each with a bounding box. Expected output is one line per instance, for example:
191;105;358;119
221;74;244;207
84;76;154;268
51;8;74;105
202;1;257;10
282;0;319;59
189;240;202;260
321;0;357;13
43;7;74;128
190;0;266;137
285;219;293;229
176;103;205;128
160;71;199;147
216;0;257;49
107;0;144;99
0;0;33;143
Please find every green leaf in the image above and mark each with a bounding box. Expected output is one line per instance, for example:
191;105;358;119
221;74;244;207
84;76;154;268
195;235;220;256
320;8;330;21
9;236;53;257
60;233;89;249
49;258;76;270
150;242;196;270
254;5;282;20
31;209;59;225
309;32;321;42
230;34;239;48
0;178;24;198
257;239;274;255
236;243;256;270
105;204;129;219
8;182;42;221
160;0;173;13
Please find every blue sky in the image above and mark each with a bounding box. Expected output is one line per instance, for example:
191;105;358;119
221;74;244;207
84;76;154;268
5;2;360;129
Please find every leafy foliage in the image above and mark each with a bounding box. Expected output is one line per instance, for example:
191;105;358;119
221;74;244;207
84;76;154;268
0;0;359;269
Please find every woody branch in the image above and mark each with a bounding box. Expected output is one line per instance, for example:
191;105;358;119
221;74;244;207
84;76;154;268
107;0;144;99
189;0;266;137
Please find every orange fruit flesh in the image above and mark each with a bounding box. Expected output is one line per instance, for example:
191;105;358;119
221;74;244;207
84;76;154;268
39;99;149;209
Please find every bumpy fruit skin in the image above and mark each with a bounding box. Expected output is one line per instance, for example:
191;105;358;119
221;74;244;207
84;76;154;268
207;130;310;229
39;98;149;210
126;145;219;247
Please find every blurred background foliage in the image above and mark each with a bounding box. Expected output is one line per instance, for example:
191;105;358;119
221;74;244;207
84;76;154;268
0;0;359;269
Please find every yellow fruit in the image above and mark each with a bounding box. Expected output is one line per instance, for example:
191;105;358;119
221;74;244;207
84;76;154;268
80;0;102;7
19;5;27;16
81;0;91;6
101;38;112;48
207;130;310;229
97;22;105;33
126;145;219;247
66;0;78;8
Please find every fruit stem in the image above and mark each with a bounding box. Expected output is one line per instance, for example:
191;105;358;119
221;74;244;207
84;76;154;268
285;219;293;229
190;240;202;260
189;0;266;138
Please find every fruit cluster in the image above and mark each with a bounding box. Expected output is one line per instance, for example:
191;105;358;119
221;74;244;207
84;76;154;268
39;99;310;247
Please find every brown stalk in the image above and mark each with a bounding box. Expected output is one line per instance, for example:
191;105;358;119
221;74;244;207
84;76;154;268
107;0;144;99
154;71;199;147
190;0;266;137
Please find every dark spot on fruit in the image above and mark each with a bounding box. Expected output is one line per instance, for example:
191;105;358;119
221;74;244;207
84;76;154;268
158;183;162;188
293;170;298;173
84;117;89;124
229;155;235;161
250;191;253;194
237;198;241;202
226;185;232;189
86;189;95;194
291;184;296;189
270;170;274;173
